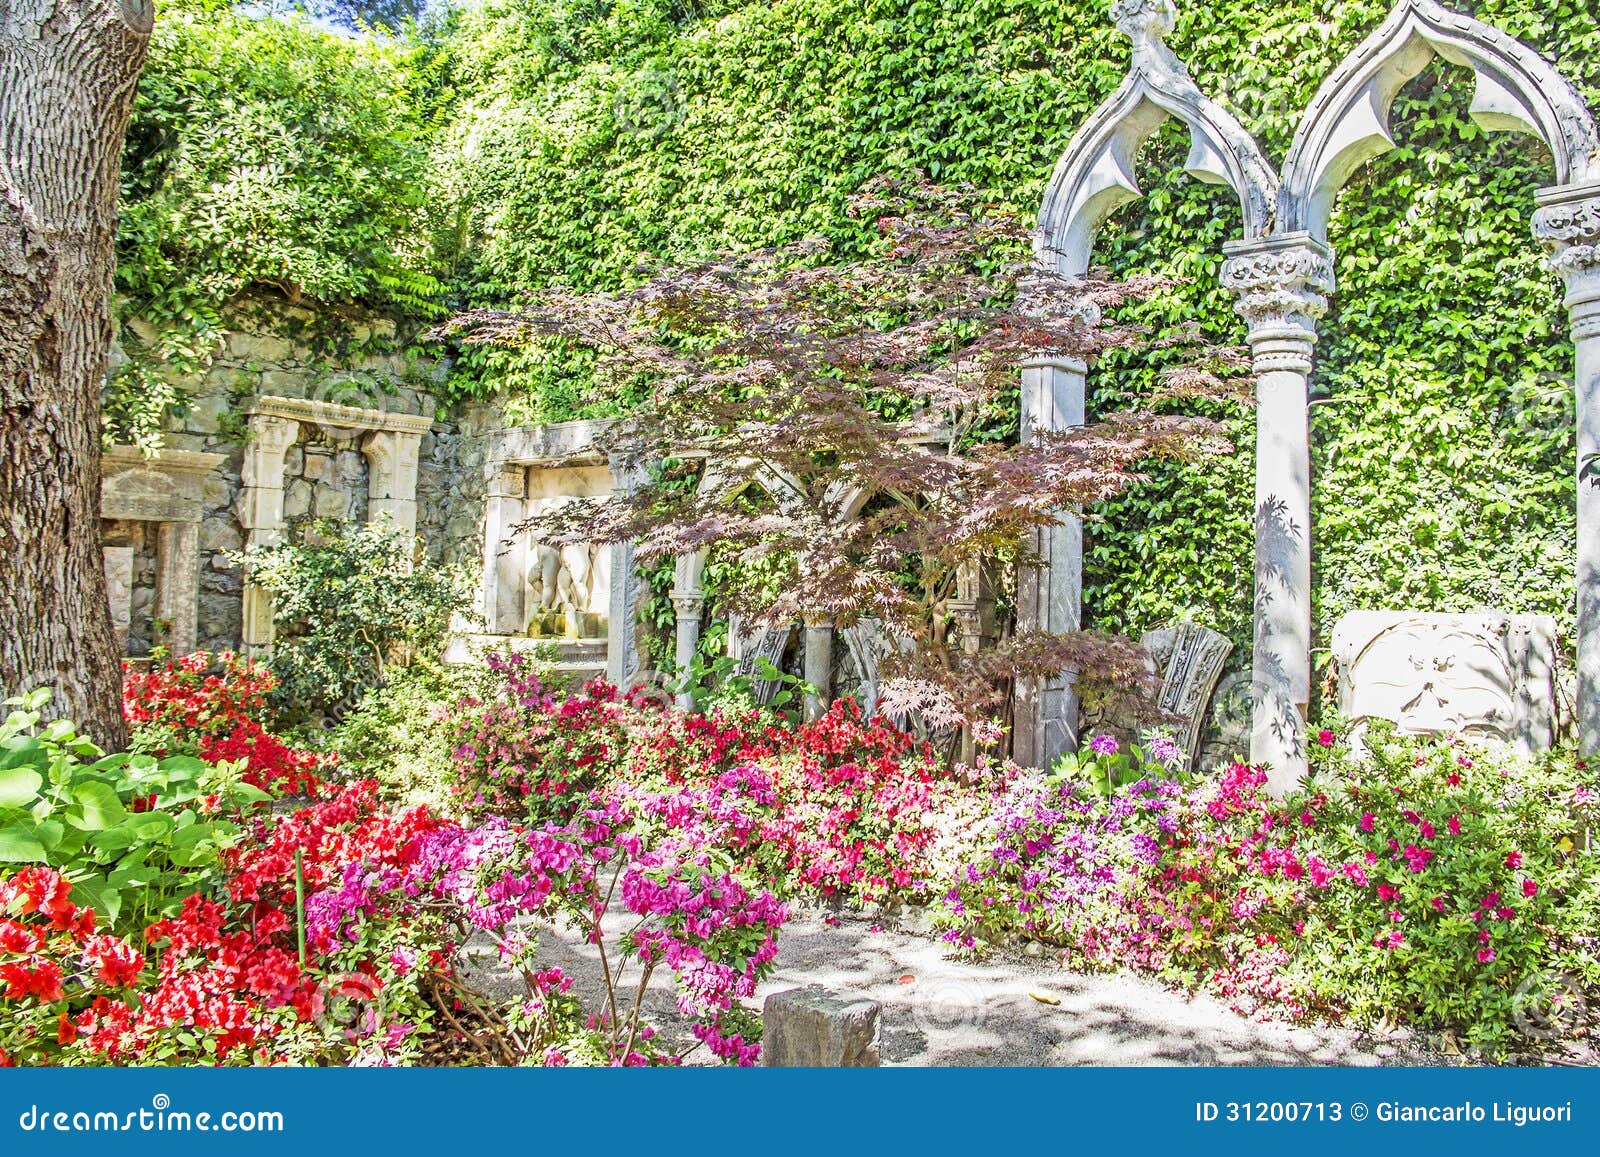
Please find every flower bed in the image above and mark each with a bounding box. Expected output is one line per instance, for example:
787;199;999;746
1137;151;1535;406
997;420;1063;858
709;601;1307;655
938;728;1600;1054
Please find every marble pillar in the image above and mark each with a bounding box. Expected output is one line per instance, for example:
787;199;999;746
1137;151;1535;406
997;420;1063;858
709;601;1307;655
1221;233;1334;795
1014;354;1089;769
482;465;529;635
238;414;300;654
362;429;423;535
154;521;201;657
606;455;644;688
671;551;706;710
802;617;834;723
1535;180;1600;757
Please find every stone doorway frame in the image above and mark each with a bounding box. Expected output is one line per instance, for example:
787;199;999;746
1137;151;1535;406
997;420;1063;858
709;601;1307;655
101;445;227;657
238;395;434;654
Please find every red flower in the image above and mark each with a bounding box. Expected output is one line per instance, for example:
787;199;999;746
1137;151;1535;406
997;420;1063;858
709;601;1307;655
1504;851;1523;869
1316;729;1335;748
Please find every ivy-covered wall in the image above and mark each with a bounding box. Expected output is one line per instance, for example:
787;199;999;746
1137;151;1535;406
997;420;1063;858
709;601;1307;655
425;0;1597;707
117;0;1598;724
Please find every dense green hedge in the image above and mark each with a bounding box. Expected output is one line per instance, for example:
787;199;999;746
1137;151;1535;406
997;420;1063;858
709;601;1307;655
118;0;1597;704
425;0;1596;695
111;0;442;447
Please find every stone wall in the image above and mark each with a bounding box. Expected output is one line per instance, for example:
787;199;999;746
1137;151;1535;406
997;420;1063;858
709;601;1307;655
113;295;476;654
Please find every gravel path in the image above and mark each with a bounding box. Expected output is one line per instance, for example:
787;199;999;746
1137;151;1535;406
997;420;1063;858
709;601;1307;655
467;909;1438;1067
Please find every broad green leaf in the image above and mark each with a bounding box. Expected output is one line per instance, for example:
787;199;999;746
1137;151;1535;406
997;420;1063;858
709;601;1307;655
69;876;122;928
0;824;48;863
70;781;128;831
0;765;43;809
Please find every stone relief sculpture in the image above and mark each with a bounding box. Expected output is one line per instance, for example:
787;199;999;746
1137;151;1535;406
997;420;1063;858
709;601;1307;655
1331;612;1559;755
1141;622;1234;773
839;619;915;719
728;616;793;706
528;542;606;638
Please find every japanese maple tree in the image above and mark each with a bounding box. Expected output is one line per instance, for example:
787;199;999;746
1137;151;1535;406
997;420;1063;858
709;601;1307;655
435;177;1242;741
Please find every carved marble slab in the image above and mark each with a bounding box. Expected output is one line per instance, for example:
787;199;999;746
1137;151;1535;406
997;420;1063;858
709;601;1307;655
728;617;793;705
1142;622;1234;771
1331;612;1559;753
103;547;135;654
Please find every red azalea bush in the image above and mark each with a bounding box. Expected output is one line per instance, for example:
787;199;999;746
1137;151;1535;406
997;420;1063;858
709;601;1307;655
939;725;1600;1054
124;652;326;795
0;869;145;1067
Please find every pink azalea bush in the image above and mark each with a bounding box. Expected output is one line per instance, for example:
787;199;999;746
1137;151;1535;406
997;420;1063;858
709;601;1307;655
444;655;997;907
938;724;1599;1054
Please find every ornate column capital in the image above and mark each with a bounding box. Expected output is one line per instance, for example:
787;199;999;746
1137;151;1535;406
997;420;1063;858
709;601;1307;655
1221;233;1335;374
1536;182;1600;336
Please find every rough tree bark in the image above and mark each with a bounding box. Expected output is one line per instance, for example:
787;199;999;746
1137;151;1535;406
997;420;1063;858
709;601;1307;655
0;0;153;747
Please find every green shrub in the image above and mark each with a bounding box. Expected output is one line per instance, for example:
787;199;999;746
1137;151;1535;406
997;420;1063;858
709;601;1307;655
318;656;508;809
0;691;268;937
232;519;477;723
112;0;443;446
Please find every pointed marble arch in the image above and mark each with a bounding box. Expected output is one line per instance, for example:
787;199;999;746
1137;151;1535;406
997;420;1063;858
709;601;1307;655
668;458;811;709
1036;0;1278;278
1281;0;1600;240
1016;0;1280;770
1254;0;1600;769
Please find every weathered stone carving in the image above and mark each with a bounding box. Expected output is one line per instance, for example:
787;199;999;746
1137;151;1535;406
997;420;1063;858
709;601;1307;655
103;547;135;654
1220;238;1336;352
1141;622;1234;772
1331;612;1560;754
839;618;915;718
729;616;792;705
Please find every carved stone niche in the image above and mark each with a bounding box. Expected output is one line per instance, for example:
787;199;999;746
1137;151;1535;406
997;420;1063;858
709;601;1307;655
101;446;228;657
1331;612;1560;754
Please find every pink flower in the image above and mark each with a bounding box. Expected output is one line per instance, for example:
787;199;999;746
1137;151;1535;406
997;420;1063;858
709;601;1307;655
1388;909;1403;923
1419;821;1435;839
1504;851;1523;869
1301;811;1315;826
1522;878;1538;899
1377;883;1397;902
1359;813;1375;833
1446;772;1461;787
1477;948;1496;964
1317;729;1335;749
1430;896;1446;913
1447;815;1461;836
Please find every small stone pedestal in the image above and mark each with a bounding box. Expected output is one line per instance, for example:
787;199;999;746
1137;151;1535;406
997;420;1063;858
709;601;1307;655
762;986;881;1067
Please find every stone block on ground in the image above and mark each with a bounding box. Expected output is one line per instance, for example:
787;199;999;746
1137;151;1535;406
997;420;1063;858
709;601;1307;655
762;985;881;1067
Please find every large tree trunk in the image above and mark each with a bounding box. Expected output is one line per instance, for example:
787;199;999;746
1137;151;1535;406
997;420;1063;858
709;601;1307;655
0;0;152;748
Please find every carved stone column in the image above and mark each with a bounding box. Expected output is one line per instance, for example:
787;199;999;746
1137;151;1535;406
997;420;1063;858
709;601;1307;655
237;414;300;655
154;521;201;657
1221;233;1334;794
670;552;706;710
606;454;644;689
1014;353;1090;769
1535;180;1600;757
482;465;528;635
362;429;423;535
802;615;835;722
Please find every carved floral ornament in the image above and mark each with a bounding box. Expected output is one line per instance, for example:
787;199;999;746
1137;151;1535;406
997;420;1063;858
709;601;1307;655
1532;186;1600;277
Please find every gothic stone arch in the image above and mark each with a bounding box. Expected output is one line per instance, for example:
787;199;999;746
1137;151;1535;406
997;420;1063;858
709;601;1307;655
1017;0;1279;770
